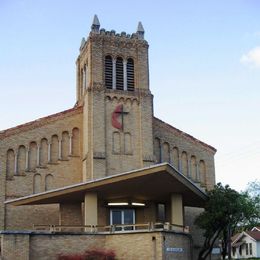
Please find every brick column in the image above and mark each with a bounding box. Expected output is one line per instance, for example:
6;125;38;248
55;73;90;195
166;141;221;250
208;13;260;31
84;192;98;227
171;194;183;228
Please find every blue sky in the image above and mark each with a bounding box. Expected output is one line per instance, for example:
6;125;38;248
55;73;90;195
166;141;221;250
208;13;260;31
0;0;260;191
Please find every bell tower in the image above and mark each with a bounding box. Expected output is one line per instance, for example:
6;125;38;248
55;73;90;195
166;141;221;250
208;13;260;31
76;15;154;181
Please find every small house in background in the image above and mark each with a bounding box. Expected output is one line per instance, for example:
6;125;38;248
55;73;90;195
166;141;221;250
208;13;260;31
232;227;260;259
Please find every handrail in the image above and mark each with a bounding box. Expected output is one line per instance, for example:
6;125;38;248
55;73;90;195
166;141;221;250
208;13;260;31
33;222;189;233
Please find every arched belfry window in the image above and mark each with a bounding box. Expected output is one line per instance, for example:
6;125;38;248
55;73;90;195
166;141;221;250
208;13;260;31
127;58;134;91
116;57;124;90
105;55;113;89
105;55;135;91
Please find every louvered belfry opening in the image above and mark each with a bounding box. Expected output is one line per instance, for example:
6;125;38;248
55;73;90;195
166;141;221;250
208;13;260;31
116;57;124;90
105;55;113;89
127;58;135;91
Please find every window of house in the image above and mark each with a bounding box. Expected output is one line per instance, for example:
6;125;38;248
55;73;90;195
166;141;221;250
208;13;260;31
246;243;249;255
249;243;252;255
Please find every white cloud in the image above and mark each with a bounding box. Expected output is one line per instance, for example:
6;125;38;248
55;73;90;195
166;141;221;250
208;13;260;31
240;46;260;68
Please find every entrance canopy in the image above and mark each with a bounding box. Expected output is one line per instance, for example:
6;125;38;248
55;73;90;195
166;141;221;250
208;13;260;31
6;163;207;207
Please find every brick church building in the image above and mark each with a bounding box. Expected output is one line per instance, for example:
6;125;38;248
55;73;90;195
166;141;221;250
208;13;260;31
0;16;217;259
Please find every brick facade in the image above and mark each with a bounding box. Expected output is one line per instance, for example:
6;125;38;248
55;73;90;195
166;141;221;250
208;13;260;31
0;16;217;259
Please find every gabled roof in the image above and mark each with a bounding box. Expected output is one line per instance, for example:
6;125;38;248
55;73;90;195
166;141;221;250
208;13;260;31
5;163;207;207
246;231;260;241
252;226;260;232
232;231;260;246
0;106;83;140
153;117;217;153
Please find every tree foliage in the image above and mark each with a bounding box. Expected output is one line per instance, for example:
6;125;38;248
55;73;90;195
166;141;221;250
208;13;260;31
195;183;260;260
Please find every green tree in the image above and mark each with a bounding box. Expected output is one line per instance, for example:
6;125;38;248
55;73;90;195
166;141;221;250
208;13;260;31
195;183;260;260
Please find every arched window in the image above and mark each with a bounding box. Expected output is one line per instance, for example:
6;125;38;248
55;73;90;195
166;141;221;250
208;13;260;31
127;58;134;91
172;147;179;170
181;151;188;176
72;128;80;156
33;174;42;194
17;145;26;174
199;160;206;186
105;55;113;89
29;142;37;171
50;135;59;163
116;57;124;90
162;142;170;163
191;156;197;180
61;131;70;159
154;138;161;163
45;174;54;191
40;138;48;167
113;131;121;154
6;149;15;179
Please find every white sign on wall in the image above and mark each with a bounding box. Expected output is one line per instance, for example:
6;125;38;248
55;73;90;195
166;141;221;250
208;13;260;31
166;248;184;253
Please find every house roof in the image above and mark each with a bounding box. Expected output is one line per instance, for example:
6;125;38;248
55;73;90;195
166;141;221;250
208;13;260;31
252;227;260;232
0;105;83;140
232;230;260;246
5;163;207;207
153;117;217;153
246;231;260;241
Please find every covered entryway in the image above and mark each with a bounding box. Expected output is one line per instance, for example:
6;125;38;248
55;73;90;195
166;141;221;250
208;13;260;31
5;163;207;232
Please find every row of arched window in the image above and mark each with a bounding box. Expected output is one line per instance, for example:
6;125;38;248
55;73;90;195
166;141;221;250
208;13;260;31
105;56;135;91
154;138;207;185
5;128;80;179
33;173;54;194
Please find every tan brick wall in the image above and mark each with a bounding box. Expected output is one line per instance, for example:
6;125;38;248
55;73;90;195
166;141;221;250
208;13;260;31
153;117;216;190
1;233;29;260
0;110;83;230
0;231;199;260
105;232;163;260
30;234;105;260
